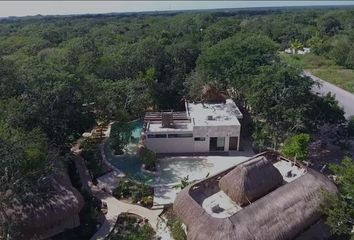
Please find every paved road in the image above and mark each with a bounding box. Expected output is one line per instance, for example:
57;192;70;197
304;71;354;118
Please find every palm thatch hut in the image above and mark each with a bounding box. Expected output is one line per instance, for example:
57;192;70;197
219;156;283;205
201;85;227;103
1;171;84;239
174;152;337;240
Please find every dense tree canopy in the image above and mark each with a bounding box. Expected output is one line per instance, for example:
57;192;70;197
0;6;352;239
322;157;354;239
197;33;278;91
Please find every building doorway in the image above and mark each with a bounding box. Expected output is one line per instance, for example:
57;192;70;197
229;136;239;151
210;137;225;151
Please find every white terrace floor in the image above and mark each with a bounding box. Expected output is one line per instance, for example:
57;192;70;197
153;149;254;206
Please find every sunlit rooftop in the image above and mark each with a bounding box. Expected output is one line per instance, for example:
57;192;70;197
187;99;242;127
201;159;306;218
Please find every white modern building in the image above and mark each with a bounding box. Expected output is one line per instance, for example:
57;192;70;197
142;99;242;153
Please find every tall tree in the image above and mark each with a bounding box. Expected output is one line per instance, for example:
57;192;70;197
196;33;278;93
321;157;354;239
248;63;314;147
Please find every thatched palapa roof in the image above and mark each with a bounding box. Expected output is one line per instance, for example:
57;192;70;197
219;156;283;205
201;85;227;103
174;152;337;240
1;168;84;239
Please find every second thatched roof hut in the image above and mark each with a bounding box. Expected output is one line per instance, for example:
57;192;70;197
174;152;338;240
219;156;283;205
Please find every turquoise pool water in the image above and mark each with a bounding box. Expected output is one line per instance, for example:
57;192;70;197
105;120;155;184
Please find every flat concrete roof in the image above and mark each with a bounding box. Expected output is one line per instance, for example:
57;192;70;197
187;99;241;127
202;191;242;218
147;122;193;133
145;99;242;133
273;160;306;183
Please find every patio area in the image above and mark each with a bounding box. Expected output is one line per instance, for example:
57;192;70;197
153;148;254;205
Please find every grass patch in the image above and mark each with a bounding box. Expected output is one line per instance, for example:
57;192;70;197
310;69;354;94
280;52;337;69
280;53;354;94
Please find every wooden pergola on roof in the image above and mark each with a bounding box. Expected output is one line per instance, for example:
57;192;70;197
144;111;189;123
174;152;338;240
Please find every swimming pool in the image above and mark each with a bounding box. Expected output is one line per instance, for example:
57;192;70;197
104;120;155;184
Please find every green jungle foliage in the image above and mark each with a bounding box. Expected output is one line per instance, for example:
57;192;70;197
1;7;354;238
282;133;311;161
321;157;354;240
107;213;155;240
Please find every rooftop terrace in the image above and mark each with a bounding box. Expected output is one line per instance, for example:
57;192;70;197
187;99;242;127
146;122;193;133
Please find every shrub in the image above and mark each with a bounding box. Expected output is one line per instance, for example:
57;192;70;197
107;213;155;240
171;220;187;240
348;116;354;138
141;196;153;208
282;133;310;161
112;178;153;207
320;157;354;239
140;148;157;171
80;139;104;178
165;206;187;240
112;180;131;199
174;175;193;190
131;190;143;203
109;122;133;154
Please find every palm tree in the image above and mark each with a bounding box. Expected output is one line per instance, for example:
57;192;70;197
291;39;304;54
174;175;193;190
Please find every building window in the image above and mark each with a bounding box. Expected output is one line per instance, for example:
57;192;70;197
194;137;206;141
147;134;167;138
168;133;193;138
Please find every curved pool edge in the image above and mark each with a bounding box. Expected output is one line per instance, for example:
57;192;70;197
100;138;126;177
102;128;156;185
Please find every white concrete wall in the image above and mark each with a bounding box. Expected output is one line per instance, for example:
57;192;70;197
225;136;230;151
145;125;240;153
146;137;194;153
193;125;240;151
193;137;209;152
193;125;240;138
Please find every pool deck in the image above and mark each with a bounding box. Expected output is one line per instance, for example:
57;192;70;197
101;122;256;206
153;146;255;205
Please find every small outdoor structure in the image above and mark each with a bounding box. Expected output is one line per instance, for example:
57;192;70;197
143;99;243;153
284;47;311;55
219;156;283;205
173;152;337;240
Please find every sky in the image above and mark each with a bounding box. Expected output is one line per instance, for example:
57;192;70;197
0;1;354;18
